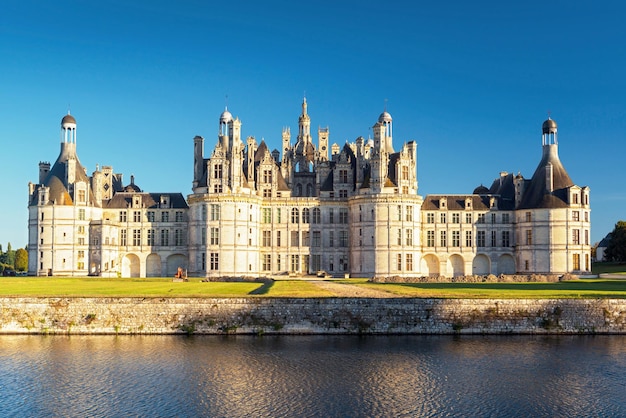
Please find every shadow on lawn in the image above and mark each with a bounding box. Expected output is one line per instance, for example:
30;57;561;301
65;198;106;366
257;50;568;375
248;281;275;295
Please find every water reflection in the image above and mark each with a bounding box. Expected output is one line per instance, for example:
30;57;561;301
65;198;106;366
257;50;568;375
0;335;625;417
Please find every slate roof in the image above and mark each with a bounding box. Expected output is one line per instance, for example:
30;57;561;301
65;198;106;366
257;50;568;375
104;192;189;209
518;145;573;209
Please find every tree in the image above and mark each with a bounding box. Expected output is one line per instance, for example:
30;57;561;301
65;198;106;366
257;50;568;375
14;248;28;272
605;221;626;262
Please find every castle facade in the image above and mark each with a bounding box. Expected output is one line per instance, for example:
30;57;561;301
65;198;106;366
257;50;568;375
28;100;591;278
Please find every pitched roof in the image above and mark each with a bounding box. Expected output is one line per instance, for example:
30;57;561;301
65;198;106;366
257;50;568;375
518;144;573;209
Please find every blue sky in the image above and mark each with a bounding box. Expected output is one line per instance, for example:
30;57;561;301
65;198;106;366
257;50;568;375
1;0;625;248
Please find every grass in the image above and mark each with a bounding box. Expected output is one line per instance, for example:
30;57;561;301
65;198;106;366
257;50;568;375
0;277;334;298
1;277;626;299
339;278;626;299
592;262;626;275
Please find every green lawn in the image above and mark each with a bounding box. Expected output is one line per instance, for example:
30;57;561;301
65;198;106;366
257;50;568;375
341;278;626;299
592;262;626;275
1;277;626;299
0;277;333;298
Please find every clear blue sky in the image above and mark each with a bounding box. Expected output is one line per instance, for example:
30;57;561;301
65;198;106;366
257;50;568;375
1;0;625;248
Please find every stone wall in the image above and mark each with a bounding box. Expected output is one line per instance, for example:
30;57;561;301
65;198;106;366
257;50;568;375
1;297;625;335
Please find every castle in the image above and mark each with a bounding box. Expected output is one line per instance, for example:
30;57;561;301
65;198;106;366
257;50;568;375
28;100;591;278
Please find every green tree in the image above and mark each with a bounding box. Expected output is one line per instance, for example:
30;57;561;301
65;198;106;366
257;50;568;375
3;242;15;267
605;221;626;262
14;248;28;272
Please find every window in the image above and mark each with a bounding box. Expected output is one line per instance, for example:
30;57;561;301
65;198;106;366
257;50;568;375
339;170;348;183
491;213;496;224
502;213;510;224
302;208;310;224
329;230;335;247
263;189;271;198
262;231;271;247
524;260;529;271
277;255;282;271
572;229;580;245
402;166;409;180
526;230;532;245
452;213;460;224
312;208;321;224
276;231;281;247
211;204;220;221
120;230;127;246
291;231;299;247
426;213;434;224
477;214;485;224
213;164;223;179
78;250;85;259
119;211;127;222
477;231;486;247
465;213;472;224
210;227;219;245
78;209;86;221
263;170;272;183
573;253;580;270
525;211;532;222
427;230;435;247
175;211;184;222
406;254;413;271
465;230;472;247
147;211;155;222
397;205;402;221
572;211;580;221
339;230;348;247
406;229;413;246
175;229;184;246
440;213;446;224
339;189;348;198
406;206;413;222
585;229;589;245
397;229;402;245
491;230;496;247
584;211;589;222
161;229;169;246
263;254;271;271
133;211;141;222
161;211;169;222
147;229;155;246
396;254;402;271
133;229;141;246
77;225;85;234
262;208;272;223
502;231;510;247
312;231;321;247
291;208;299;223
210;253;219;270
290;255;299;272
201;228;206;245
302;231;310;247
276;208;282;223
452;231;460;247
78;190;86;203
339;208;348;224
573;193;579;204
440;231;447;247
329;209;335;224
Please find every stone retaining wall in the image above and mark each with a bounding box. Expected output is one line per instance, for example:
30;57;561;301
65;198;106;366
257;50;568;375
1;297;625;335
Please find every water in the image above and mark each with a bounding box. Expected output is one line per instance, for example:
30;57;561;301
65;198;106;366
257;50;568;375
0;335;625;417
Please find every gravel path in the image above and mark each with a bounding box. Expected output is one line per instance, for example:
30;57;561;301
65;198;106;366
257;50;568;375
309;280;397;298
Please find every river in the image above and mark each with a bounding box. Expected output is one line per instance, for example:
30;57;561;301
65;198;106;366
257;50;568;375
1;335;624;417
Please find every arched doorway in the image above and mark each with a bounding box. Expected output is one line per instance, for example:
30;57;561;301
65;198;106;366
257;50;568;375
472;254;491;276
420;254;440;277
146;253;162;277
498;254;516;274
121;254;140;278
166;254;188;276
448;254;465;277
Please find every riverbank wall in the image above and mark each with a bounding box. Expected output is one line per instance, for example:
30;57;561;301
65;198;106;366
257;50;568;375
1;297;625;335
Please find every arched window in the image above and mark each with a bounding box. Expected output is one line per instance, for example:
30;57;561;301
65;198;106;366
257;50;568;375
302;208;310;223
296;184;303;196
306;184;314;196
312;208;321;224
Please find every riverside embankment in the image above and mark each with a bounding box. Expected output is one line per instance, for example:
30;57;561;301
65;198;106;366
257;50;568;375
1;297;625;335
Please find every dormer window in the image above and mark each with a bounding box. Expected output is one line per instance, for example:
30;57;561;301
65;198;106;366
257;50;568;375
160;195;170;208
